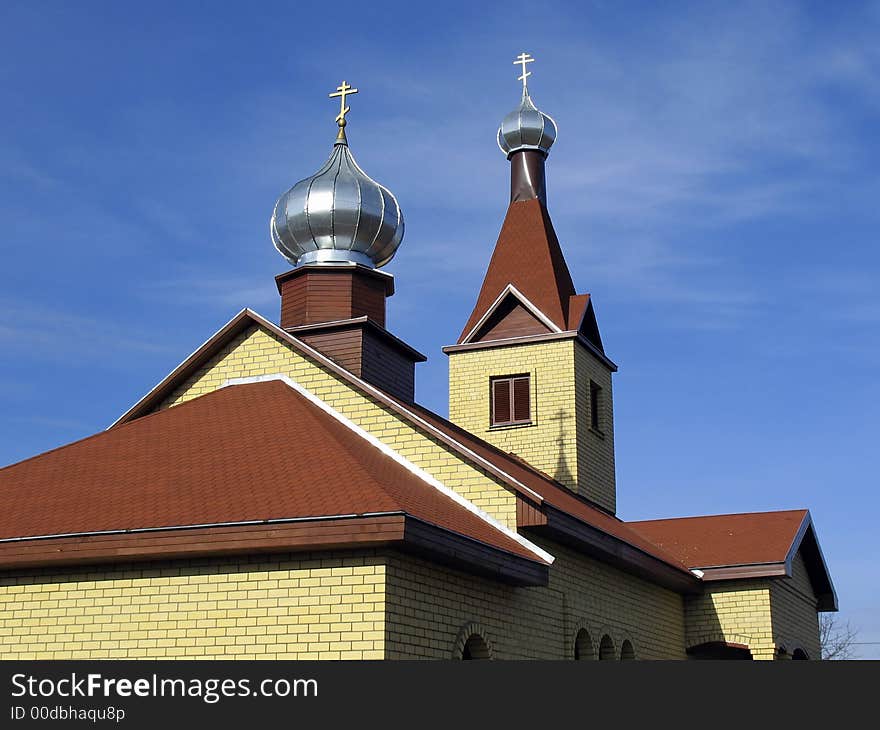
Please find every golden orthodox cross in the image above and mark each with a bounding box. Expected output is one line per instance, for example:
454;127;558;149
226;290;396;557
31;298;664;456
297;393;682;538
329;80;358;126
514;52;535;89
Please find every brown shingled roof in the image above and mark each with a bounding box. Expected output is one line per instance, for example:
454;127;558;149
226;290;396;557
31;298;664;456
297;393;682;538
399;399;696;578
629;510;810;569
112;309;690;587
459;199;577;341
0;380;543;565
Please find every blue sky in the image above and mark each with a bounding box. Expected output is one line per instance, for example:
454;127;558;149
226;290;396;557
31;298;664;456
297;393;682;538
1;1;878;656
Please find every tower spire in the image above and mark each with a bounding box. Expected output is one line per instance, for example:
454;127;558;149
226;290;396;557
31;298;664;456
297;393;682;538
497;53;557;204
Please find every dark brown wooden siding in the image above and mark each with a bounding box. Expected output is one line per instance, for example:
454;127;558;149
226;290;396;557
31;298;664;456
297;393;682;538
471;295;552;342
280;269;387;329
361;329;416;402
298;322;416;402
516;496;547;528
299;327;365;377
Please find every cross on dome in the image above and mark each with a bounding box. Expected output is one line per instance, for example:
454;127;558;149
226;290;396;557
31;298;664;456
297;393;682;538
329;80;358;127
514;52;535;89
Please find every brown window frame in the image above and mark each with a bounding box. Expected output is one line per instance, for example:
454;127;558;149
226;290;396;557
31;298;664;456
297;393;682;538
490;374;531;427
589;380;602;433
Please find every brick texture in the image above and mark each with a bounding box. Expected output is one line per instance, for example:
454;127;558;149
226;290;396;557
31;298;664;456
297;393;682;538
448;339;616;512
684;581;776;660
0;552;385;660
384;537;685;660
770;551;821;659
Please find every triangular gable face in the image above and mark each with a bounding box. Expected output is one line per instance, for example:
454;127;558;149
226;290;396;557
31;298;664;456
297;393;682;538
465;287;557;344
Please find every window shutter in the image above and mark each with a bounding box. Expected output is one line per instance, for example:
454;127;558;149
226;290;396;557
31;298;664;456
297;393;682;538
512;377;530;423
492;379;512;425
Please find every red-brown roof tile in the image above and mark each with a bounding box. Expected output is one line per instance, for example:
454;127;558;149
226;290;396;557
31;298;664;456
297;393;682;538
0;380;541;563
629;510;809;569
459;199;577;341
398;400;695;576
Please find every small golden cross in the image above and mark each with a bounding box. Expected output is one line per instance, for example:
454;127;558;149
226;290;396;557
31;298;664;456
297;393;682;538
514;52;535;89
329;80;358;126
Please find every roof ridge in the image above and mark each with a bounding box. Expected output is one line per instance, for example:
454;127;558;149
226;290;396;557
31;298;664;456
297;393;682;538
629;508;809;525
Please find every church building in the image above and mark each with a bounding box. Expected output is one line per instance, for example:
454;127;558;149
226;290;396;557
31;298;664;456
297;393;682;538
0;57;836;660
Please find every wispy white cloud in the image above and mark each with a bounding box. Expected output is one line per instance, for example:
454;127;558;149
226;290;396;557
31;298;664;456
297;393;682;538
0;303;173;363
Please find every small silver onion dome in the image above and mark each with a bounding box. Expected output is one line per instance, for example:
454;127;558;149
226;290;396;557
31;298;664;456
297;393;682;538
497;88;557;158
271;127;404;269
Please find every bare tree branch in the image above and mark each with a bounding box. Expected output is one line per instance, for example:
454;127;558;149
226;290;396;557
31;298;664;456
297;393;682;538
820;613;859;660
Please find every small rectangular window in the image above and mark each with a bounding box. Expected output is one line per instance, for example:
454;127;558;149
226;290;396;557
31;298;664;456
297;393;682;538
590;381;602;432
491;375;531;426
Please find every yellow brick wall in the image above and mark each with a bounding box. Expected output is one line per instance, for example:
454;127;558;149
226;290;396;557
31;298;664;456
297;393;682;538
385;538;686;660
448;341;578;492
0;552;385;660
159;325;519;530
573;345;616;513
448;340;616;513
770;551;820;659
684;581;776;660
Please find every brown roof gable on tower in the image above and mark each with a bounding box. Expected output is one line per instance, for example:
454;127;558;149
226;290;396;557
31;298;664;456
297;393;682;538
459;199;579;342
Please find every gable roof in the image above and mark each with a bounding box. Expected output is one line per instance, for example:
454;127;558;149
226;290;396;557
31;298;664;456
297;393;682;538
111;308;695;590
630;510;837;610
461;284;561;344
459;199;577;342
0;378;550;581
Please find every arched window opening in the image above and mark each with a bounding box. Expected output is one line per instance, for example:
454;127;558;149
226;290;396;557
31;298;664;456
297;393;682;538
574;629;595;660
792;648;809;660
461;634;491;660
620;639;635;661
599;634;615;660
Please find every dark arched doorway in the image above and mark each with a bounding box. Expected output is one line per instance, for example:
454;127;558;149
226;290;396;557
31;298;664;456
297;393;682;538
461;634;491;660
687;641;753;660
599;635;615;660
574;629;595;660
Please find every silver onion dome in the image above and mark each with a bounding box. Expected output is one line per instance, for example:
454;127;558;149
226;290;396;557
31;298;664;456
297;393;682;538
271;128;404;269
497;88;557;158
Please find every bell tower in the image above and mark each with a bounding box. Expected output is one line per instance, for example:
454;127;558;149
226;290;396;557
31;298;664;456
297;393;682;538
444;55;618;513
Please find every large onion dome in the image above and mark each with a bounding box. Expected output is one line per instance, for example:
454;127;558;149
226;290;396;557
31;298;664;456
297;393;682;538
270;126;404;269
497;88;557;159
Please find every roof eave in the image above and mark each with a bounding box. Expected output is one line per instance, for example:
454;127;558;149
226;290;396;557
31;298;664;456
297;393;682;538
525;505;701;594
0;514;548;587
689;512;838;611
442;330;618;372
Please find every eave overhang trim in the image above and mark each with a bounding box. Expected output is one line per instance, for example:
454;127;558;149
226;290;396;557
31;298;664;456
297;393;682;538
693;511;838;611
526;505;701;594
0;514;548;587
